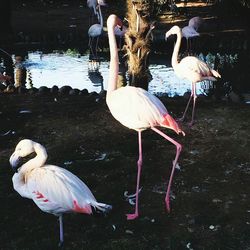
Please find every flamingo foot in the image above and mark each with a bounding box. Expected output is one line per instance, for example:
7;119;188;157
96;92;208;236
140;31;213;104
188;120;195;127
126;213;139;220
58;241;64;248
177;116;185;122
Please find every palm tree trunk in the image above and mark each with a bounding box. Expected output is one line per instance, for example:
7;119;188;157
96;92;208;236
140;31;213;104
124;0;155;90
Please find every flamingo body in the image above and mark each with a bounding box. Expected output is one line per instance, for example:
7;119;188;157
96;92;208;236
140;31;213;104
182;26;199;39
107;85;182;134
10;139;111;245
88;24;103;38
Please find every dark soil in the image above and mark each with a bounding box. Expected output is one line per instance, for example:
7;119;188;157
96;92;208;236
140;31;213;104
1;92;250;250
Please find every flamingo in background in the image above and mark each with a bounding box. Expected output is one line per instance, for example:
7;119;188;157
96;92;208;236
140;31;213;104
165;25;221;125
88;0;105;58
106;15;185;220
182;16;204;53
10;139;111;246
114;24;127;50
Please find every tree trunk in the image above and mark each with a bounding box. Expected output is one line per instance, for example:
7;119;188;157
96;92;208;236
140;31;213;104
124;0;155;90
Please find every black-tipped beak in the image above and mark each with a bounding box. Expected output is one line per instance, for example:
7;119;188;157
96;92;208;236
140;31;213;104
9;153;21;173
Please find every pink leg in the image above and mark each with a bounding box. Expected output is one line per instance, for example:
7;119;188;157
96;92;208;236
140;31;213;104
189;82;197;126
151;127;182;212
58;215;64;247
126;131;142;220
179;90;193;122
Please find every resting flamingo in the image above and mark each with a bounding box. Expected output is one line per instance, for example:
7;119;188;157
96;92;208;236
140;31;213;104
88;1;105;58
10;139;111;246
165;25;221;125
106;15;185;220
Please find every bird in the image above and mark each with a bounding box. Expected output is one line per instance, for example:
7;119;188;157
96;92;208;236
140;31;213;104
106;14;185;220
9;139;112;246
88;0;105;58
165;25;221;126
114;24;127;50
182;16;204;53
182;25;200;53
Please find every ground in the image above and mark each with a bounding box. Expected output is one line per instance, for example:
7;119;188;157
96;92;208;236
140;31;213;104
0;92;250;249
1;1;250;249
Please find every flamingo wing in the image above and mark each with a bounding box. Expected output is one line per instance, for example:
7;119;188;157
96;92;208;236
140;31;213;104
107;86;170;130
26;165;97;215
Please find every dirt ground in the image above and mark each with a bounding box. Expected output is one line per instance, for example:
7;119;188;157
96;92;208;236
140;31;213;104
0;92;250;250
1;1;250;250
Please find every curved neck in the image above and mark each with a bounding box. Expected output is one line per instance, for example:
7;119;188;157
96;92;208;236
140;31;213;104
20;143;47;174
98;5;103;27
107;24;119;94
171;31;182;69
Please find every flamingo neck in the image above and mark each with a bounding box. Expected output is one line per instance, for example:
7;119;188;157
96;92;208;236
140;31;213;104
171;31;182;69
20;143;48;174
98;5;103;28
107;24;119;94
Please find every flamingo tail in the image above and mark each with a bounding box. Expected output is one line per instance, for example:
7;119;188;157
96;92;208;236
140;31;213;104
211;69;221;78
92;201;112;213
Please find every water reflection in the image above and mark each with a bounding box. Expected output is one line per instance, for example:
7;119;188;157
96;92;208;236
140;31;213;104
16;51;207;96
1;50;224;96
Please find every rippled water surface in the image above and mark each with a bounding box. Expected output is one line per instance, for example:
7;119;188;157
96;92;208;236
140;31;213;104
21;51;206;96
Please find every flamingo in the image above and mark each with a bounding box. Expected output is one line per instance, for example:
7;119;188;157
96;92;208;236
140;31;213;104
106;15;185;220
182;16;204;53
165;25;221;125
114;25;127;50
9;139;111;246
88;1;105;58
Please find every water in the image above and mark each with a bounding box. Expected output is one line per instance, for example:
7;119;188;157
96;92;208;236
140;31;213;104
16;51;207;96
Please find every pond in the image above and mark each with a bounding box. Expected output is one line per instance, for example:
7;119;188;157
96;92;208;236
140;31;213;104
10;51;209;96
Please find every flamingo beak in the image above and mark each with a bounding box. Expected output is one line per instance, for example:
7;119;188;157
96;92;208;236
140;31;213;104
9;152;21;172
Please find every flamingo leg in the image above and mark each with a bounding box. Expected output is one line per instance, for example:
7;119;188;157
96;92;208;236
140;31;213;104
179;89;193;122
58;215;64;247
95;36;100;58
151;127;182;212
89;37;95;58
126;131;142;220
189;82;197;126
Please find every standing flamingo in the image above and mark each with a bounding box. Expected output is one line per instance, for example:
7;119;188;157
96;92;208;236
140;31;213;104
106;15;185;220
9;139;111;246
88;1;105;58
165;25;221;125
182;16;204;53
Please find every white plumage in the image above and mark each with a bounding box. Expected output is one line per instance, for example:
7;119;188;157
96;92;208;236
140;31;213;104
10;139;111;245
165;25;221;125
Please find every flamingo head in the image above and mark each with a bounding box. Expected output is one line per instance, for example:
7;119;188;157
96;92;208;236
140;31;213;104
9;139;46;172
107;15;123;30
165;25;182;41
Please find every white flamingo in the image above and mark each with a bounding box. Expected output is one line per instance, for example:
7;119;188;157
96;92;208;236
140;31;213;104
106;15;185;220
10;139;111;246
165;25;221;125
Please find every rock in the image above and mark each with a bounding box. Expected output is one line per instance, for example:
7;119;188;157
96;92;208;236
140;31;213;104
59;85;72;95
